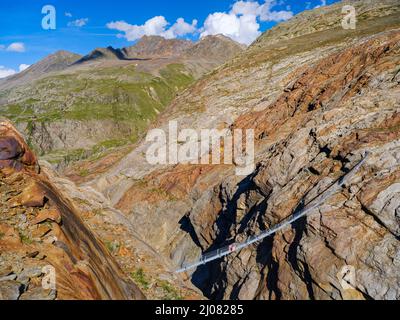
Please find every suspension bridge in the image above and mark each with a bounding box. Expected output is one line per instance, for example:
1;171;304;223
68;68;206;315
176;153;370;273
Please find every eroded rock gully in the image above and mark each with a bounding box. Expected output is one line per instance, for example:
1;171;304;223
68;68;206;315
0;120;144;300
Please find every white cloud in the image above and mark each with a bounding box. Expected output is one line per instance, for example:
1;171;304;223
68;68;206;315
258;0;294;22
201;12;261;45
68;18;89;27
19;64;30;72
231;1;260;15
6;42;25;52
107;1;293;46
0;66;17;79
65;12;73;17
201;0;293;45
107;16;198;41
163;18;198;39
107;16;167;41
314;0;327;9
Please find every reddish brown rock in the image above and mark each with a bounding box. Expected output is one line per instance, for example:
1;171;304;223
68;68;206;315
10;181;46;208
0;120;145;300
0;136;23;160
0;120;38;170
31;209;62;225
0;223;21;245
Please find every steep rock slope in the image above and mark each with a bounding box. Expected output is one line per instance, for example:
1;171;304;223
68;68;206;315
41;162;204;300
0;120;144;300
87;0;400;300
192;30;400;300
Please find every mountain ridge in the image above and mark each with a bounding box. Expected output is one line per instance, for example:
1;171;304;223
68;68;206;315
0;34;244;90
0;50;82;90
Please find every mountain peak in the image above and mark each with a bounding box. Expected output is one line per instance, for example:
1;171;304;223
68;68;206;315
75;46;125;63
201;34;238;42
51;49;79;57
123;36;193;59
139;35;165;41
0;50;82;90
36;50;82;67
184;34;245;62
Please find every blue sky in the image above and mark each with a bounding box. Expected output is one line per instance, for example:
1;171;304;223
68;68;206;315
0;0;339;77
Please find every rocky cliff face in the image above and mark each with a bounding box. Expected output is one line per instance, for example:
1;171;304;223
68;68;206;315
0;120;145;300
193;29;400;300
85;0;400;300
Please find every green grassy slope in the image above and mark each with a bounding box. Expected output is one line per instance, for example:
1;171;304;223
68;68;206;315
0;63;194;164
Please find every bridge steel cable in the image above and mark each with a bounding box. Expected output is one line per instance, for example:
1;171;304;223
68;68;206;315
176;153;370;274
